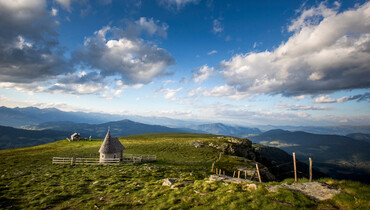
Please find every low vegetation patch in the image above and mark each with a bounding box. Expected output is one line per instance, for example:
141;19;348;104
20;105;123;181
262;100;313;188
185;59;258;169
0;133;369;209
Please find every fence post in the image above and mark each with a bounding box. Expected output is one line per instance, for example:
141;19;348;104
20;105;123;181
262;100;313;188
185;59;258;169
211;161;215;172
238;170;240;179
233;171;235;178
256;163;262;183
71;157;75;166
309;157;312;182
293;152;297;182
219;169;221;175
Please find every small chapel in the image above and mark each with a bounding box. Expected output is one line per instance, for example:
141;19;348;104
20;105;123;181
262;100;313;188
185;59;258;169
99;129;125;163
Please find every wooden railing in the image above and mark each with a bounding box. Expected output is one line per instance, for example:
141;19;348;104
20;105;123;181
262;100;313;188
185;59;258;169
52;154;156;165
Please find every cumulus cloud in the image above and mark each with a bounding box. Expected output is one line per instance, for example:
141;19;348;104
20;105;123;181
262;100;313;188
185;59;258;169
73;26;175;85
208;50;217;55
220;2;370;97
203;85;249;100
314;95;337;103
276;103;331;111
187;87;202;97
213;19;223;33
157;87;182;100
157;0;198;10
135;17;169;38
48;72;107;95
55;0;73;11
315;92;370;103
0;0;73;84
192;65;215;83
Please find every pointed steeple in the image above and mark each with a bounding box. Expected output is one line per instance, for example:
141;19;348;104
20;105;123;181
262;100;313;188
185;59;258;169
99;129;125;153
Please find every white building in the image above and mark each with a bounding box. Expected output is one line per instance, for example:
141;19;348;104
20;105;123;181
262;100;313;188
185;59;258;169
98;130;125;163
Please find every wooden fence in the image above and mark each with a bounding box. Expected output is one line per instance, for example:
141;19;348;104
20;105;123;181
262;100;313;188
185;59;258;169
52;154;156;165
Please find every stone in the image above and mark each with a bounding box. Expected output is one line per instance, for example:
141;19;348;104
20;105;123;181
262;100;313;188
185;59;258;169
162;178;176;186
247;183;257;190
189;142;204;148
267;182;341;201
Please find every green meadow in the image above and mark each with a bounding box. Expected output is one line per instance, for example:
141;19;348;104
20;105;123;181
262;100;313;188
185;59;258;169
0;133;369;209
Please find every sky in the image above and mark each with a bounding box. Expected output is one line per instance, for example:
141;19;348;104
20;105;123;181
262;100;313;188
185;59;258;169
0;0;369;126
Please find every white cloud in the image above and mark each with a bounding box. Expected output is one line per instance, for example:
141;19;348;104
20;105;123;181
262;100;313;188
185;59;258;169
157;0;198;10
315;93;370;103
314;95;337;103
192;65;215;83
55;0;72;11
207;50;217;55
187;87;202;97
213;19;223;33
220;2;370;97
157;87;182;100
135;17;169;38
74;26;175;85
51;8;58;16
276;103;331;111
203;85;249;100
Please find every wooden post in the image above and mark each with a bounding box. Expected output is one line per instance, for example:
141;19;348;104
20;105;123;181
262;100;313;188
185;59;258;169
256;163;262;183
309;157;312;182
223;171;225;176
216;168;218;175
233;171;235;178
71;157;75;166
245;171;247;179
211;162;215;172
238;171;240;179
219;169;221;175
293;152;297;182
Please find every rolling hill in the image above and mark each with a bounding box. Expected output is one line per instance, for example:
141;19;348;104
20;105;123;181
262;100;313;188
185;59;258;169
248;129;370;182
0;133;368;209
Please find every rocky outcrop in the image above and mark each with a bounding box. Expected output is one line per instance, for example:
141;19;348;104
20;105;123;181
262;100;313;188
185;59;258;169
267;182;342;201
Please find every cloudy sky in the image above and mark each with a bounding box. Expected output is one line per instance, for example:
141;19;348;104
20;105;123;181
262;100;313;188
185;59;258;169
0;0;369;126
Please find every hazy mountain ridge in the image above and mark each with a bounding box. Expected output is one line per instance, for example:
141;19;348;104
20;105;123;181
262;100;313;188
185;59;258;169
346;133;370;142
186;123;261;138
23;120;190;139
248;129;370;182
1;106;368;135
0;125;71;150
259;125;370;135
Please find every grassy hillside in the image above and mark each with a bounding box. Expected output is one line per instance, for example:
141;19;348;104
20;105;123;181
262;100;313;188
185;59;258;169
0;133;369;209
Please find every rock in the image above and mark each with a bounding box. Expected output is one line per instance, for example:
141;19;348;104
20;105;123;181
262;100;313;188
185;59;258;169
246;183;257;191
267;182;341;201
209;175;251;184
189;142;205;148
162;178;176;186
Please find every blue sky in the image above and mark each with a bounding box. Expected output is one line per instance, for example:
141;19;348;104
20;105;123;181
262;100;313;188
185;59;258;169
0;0;369;126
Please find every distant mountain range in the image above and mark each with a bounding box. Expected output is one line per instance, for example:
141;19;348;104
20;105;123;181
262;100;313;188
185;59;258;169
0;125;71;150
258;125;370;136
346;133;370;143
23;120;191;139
187;123;261;138
1;106;369;135
248;129;370;182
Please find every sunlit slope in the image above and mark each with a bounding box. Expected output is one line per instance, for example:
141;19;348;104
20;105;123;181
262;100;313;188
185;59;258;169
0;133;369;209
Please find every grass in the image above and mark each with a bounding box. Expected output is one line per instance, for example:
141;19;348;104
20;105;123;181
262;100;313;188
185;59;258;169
0;133;369;209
